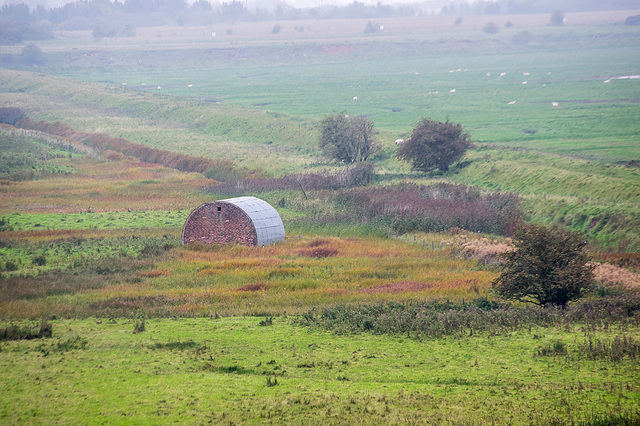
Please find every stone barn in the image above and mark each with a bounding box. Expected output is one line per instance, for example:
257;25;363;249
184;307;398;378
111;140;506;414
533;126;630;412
181;196;285;247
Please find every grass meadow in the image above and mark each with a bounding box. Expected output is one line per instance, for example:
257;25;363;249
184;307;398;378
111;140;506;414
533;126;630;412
1;316;639;424
1;10;640;424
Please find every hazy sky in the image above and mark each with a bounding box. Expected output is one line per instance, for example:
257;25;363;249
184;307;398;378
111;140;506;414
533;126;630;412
4;0;446;8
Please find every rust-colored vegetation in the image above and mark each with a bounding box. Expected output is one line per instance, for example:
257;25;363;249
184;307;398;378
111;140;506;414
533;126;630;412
0;234;497;319
0;153;210;214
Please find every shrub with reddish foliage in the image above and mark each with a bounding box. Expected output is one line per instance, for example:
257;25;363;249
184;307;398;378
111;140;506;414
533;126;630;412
333;183;520;236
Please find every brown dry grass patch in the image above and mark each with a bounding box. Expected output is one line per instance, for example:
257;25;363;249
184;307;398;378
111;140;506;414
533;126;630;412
591;262;640;289
235;283;268;292
360;281;435;294
140;270;171;278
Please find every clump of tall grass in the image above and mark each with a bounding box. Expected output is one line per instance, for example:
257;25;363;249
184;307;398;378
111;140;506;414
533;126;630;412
0;320;52;341
578;335;640;362
535;335;640;363
298;294;640;339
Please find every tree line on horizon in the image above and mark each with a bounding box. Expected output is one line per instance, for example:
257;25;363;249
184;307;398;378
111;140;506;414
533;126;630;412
1;0;639;45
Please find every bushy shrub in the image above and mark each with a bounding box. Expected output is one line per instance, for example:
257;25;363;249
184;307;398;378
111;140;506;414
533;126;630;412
493;224;594;306
550;10;565;26
396;118;473;173
0;107;25;125
319;113;379;163
21;43;44;64
0;320;52;341
482;22;499;35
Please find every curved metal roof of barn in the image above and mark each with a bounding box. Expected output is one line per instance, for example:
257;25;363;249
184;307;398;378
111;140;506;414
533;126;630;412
220;196;285;246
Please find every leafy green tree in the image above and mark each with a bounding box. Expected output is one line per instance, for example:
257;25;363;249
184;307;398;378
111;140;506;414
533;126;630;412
493;224;594;307
319;113;379;163
396;117;472;173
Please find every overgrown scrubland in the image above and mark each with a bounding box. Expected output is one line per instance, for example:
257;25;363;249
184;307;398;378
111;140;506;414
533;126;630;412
1;12;639;424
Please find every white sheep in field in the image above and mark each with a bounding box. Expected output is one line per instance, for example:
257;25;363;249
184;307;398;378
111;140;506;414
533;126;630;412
395;139;404;145
552;102;559;107
353;96;358;101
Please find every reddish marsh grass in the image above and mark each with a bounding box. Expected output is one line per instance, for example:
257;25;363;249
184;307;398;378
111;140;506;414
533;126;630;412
140;270;171;278
235;283;268;292
0;235;496;319
0;156;209;214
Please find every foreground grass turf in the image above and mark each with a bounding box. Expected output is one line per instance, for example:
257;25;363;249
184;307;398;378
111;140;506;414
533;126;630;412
1;317;638;424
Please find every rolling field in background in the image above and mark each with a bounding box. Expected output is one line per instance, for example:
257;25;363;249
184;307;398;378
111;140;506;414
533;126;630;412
1;10;640;424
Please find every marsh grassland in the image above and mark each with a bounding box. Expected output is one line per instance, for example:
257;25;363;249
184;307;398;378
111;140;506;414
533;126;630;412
1;10;640;424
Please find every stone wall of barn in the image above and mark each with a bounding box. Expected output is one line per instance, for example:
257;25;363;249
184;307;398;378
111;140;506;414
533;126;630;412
182;202;258;246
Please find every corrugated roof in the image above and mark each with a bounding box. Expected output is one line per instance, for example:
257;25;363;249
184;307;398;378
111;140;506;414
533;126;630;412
220;196;285;246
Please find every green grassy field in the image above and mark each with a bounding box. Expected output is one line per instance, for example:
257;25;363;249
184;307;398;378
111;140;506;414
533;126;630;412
1;10;640;424
2;316;639;424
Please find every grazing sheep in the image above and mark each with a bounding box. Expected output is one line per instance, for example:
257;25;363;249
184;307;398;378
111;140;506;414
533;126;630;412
508;100;517;105
353;96;358;101
395;139;404;145
552;102;559;107
450;89;456;93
